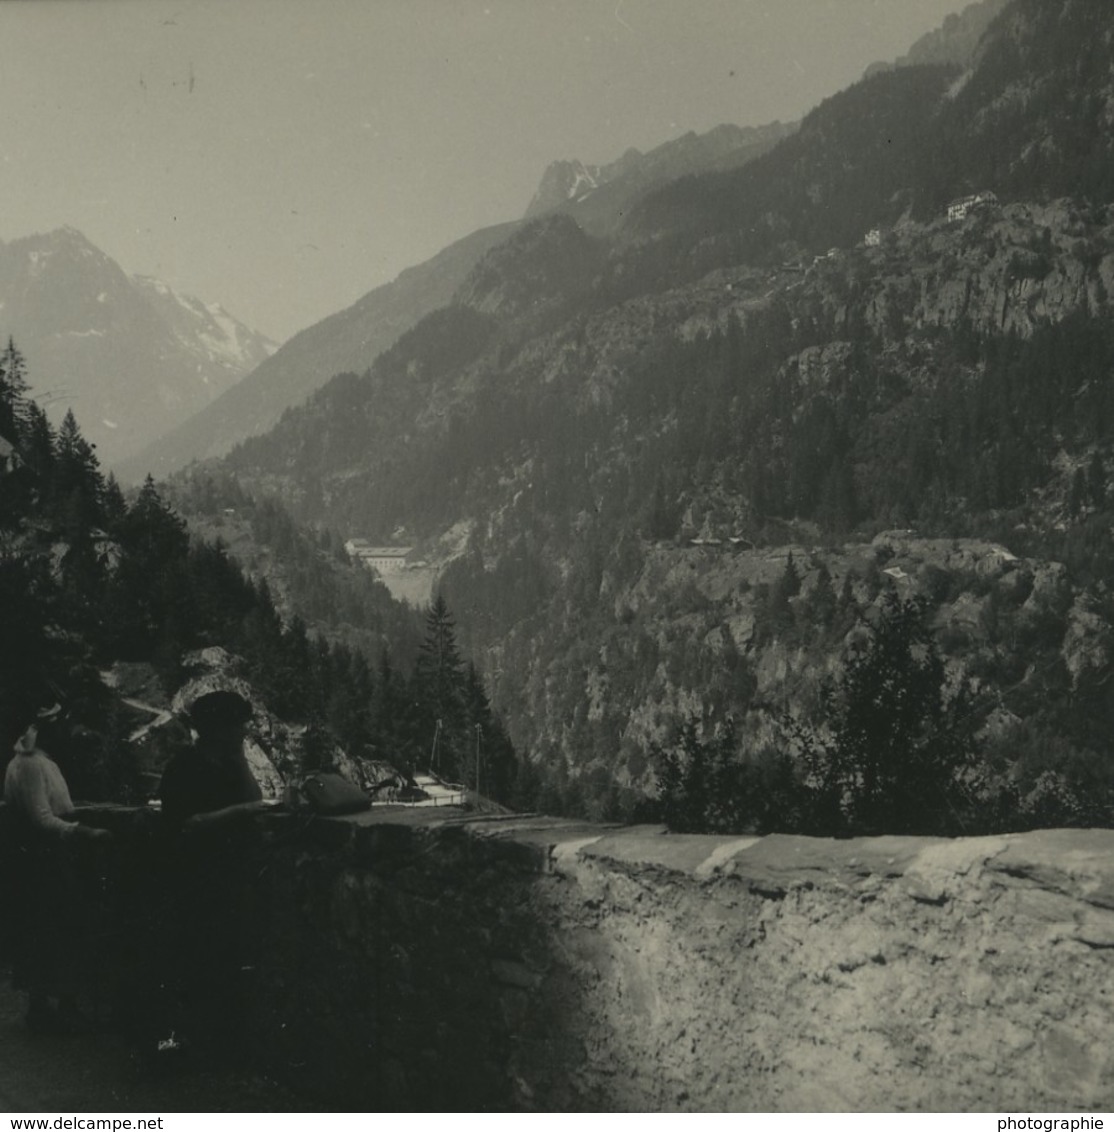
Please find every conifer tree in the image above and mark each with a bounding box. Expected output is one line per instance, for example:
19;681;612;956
413;593;466;777
104;476;190;658
0;337;30;440
803;562;838;630
461;661;517;801
126;477;188;558
101;474;128;533
813;592;976;835
52;410;104;541
371;649;412;770
19;403;55;481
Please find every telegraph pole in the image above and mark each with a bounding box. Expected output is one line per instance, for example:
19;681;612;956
474;723;483;798
429;718;442;775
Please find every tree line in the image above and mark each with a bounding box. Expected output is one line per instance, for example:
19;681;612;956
0;341;519;804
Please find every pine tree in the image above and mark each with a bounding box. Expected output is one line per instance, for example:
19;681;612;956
654;716;745;833
125;476;188;560
370;649;413;771
101;474;128;533
104;476;190;658
765;551;802;632
0;337;30;441
803;562;838;630
52;410;104;533
413;593;467;778
461;661;517;801
820;592;976;834
20;403;55;481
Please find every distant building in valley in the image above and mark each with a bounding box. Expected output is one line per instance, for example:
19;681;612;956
344;539;413;574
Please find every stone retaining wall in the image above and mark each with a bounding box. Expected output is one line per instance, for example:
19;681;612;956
5;804;1113;1111
245;811;1114;1111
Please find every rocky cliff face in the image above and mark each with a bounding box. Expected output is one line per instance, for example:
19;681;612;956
854;200;1113;340
220;194;1114;817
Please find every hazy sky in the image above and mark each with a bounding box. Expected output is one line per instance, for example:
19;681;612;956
1;0;967;342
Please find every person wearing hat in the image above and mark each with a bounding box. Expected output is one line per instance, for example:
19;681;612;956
154;689;269;1059
3;703;111;1033
158;690;267;829
4;704;111;841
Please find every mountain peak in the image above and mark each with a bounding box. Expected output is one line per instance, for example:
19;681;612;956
38;224;101;250
522;120;797;235
525;159;605;219
4;225;116;276
0;226;274;468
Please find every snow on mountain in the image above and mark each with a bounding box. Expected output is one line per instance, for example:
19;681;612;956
118;220;517;483
133;275;275;374
0;227;274;468
524;158;608;217
523;121;797;235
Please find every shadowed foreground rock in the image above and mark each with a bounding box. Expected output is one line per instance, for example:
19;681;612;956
4;805;1113;1111
246;812;1114;1111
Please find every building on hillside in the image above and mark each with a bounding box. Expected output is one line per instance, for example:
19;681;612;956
947;191;999;223
864;228;882;247
345;539;413;575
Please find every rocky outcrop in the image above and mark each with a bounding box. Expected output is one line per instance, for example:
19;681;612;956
848;201;1113;342
110;649;398;801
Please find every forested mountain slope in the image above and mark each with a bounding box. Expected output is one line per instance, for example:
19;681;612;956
119;222;519;482
865;0;1008;74
0;340;517;808
214;0;1114;829
124;114;796;485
